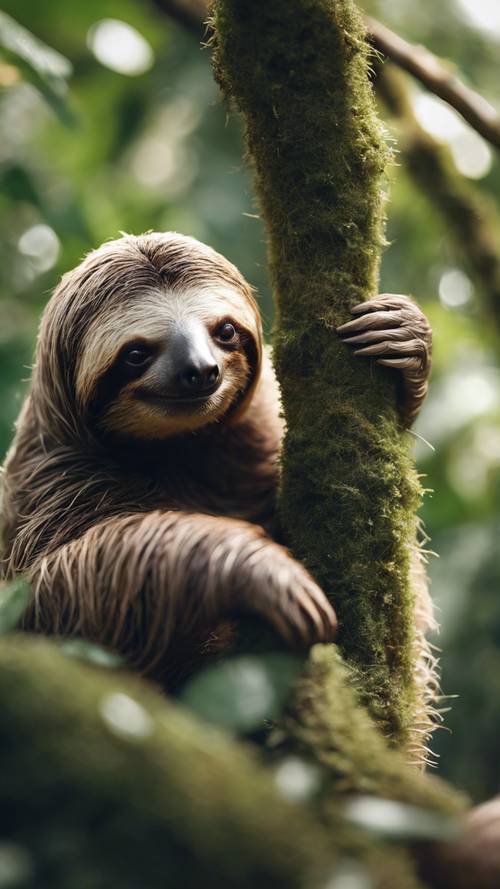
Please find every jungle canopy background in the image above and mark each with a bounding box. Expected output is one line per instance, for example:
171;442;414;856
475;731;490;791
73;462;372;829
0;0;500;804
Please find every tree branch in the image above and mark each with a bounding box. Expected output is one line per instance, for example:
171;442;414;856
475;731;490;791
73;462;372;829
366;16;500;151
377;64;500;330
152;0;207;36
153;0;500;152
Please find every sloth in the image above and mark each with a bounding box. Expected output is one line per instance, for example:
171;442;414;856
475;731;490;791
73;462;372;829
0;232;432;688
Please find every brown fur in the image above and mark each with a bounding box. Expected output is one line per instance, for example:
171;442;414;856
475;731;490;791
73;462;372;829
0;232;433;704
0;233;337;688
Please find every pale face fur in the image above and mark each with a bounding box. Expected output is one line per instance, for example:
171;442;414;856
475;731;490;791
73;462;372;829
27;233;263;445
77;282;260;440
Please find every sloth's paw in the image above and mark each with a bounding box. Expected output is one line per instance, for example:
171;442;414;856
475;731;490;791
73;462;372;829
336;293;431;378
245;551;338;649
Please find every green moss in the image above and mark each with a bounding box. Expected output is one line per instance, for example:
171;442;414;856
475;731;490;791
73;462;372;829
286;645;461;812
0;636;332;889
212;0;422;744
0;636;447;889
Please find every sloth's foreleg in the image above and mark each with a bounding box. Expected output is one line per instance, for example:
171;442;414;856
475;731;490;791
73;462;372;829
337;293;432;427
26;510;337;673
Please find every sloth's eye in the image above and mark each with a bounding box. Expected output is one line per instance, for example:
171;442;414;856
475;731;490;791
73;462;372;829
123;347;152;367
216;322;237;343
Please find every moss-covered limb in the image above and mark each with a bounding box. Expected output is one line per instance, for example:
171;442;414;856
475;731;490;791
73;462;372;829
281;648;466;885
377;64;500;329
0;635;445;889
0;636;334;889
211;0;422;745
283;646;462;813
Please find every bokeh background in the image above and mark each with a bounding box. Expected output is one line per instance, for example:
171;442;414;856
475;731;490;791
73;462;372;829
1;0;499;803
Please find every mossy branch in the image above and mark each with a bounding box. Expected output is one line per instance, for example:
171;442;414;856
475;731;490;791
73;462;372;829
156;0;500;155
0;637;333;889
211;0;422;747
0;636;463;889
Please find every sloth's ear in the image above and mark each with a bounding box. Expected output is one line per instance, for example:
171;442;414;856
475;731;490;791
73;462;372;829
228;315;263;422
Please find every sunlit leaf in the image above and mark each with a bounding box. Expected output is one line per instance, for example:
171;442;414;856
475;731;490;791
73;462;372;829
0;578;30;635
0;842;34;887
180;653;302;733
0;11;74;124
274;755;322;802
59;638;124;669
343;795;459;842
325;857;374;889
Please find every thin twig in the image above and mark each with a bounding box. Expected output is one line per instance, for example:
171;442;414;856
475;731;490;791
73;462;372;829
152;0;206;36
366;16;500;151
378;64;500;329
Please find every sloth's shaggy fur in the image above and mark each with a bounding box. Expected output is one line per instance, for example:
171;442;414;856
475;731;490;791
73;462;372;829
1;232;433;728
1;232;338;687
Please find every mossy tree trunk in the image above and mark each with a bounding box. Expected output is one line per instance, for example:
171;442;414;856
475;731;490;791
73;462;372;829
212;0;422;747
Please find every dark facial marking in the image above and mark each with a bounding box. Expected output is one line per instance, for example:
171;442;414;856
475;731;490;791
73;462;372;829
123;345;155;369
216;322;237;343
212;318;241;351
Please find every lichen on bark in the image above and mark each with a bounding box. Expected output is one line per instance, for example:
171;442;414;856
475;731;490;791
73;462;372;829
211;0;423;747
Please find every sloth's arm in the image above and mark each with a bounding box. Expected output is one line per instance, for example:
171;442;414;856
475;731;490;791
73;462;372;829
26;510;337;673
337;294;432;427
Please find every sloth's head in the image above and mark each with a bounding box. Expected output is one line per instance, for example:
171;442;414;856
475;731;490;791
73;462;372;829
33;233;263;442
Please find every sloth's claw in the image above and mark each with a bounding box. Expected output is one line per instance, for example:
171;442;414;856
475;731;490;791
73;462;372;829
281;574;337;647
353;338;425;359
340;328;410;346
298;580;338;645
377;357;424;372
349;294;412;314
337;309;401;334
336;293;432;427
244;547;338;648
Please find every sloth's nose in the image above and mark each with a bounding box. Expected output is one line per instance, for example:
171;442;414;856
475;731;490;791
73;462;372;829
168;322;221;397
180;361;220;393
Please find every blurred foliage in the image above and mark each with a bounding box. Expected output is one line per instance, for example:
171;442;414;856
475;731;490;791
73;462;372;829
0;577;30;634
342;795;458;842
180;653;303;733
0;0;500;805
0;10;73;123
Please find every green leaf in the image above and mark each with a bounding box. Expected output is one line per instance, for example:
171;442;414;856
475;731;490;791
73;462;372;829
59;639;124;669
342;795;459;842
180;653;303;733
327;858;374;889
0;578;30;635
0;11;75;125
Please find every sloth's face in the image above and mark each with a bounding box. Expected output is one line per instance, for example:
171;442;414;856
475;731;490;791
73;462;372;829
77;284;259;440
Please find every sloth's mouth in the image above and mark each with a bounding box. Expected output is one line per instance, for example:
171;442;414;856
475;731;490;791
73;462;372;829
140;386;221;409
